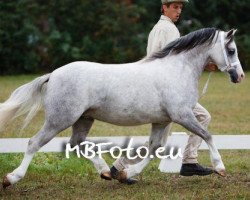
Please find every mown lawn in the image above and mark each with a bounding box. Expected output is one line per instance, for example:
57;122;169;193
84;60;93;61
0;151;249;199
0;73;249;199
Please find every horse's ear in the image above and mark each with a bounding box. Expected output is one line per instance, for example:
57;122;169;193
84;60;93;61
232;29;237;35
226;29;237;38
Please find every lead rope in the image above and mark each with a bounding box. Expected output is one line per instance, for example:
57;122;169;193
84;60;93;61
199;72;213;99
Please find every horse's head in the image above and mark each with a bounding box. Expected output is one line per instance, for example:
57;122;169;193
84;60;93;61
210;29;245;83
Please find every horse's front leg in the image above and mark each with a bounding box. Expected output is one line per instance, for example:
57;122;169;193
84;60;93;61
121;123;171;180
173;108;225;176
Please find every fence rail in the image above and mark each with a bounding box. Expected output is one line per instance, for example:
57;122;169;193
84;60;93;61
1;133;249;172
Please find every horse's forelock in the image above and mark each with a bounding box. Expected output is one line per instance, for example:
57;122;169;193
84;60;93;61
147;28;218;61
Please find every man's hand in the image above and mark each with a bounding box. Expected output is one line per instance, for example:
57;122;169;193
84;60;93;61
205;62;218;72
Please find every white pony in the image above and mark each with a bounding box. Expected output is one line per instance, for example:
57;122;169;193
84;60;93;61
0;28;244;188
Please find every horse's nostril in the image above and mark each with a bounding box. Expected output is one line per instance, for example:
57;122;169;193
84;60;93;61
241;74;245;78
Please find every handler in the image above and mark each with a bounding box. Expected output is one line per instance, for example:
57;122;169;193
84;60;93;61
111;0;217;182
148;0;218;176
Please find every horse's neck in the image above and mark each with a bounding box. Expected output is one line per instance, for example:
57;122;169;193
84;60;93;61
179;46;209;80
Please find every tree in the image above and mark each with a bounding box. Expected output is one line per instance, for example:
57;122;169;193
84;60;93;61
179;0;250;69
0;0;249;75
0;0;147;74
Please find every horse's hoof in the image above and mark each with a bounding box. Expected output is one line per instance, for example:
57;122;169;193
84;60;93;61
100;171;112;181
117;171;138;184
2;176;11;189
121;178;138;185
215;169;226;177
116;170;128;182
110;167;138;185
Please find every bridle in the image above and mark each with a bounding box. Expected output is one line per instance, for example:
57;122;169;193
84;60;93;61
201;31;240;98
219;32;240;72
201;31;242;97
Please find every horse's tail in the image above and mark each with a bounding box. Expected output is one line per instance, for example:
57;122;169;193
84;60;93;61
0;74;51;131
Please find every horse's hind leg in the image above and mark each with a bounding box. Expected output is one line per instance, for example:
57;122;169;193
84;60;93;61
2;102;87;188
2;121;65;188
69;117;111;180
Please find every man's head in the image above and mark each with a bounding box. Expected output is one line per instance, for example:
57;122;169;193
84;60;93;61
161;0;189;22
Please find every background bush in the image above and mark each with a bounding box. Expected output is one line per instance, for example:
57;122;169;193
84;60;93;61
0;0;249;75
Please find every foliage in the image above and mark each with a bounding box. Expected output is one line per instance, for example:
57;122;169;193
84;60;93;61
0;0;249;75
0;0;147;74
179;0;250;71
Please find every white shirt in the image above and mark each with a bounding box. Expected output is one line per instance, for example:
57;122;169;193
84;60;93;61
146;15;180;56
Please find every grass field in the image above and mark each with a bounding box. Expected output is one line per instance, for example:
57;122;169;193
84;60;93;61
0;73;249;199
0;151;249;199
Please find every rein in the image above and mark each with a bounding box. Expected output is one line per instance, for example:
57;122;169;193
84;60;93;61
200;72;213;99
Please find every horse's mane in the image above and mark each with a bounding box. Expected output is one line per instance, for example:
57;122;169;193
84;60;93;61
147;27;219;61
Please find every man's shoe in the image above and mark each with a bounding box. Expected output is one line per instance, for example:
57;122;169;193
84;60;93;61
180;163;214;176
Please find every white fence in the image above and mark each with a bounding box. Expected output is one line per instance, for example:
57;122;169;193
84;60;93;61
0;133;249;172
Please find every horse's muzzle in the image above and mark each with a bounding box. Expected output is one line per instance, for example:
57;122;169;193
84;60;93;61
228;69;243;83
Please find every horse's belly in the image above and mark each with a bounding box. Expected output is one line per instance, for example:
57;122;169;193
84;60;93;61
85;108;170;126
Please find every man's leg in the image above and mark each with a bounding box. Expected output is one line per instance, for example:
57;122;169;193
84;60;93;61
180;103;214;176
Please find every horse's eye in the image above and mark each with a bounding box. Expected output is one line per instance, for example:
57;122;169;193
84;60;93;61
228;48;235;56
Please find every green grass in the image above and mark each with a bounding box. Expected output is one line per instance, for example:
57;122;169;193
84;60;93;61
0;72;249;138
0;151;249;199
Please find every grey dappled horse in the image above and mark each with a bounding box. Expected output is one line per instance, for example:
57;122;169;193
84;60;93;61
0;28;245;188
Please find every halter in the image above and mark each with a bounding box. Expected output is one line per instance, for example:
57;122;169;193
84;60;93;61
219;32;240;72
200;31;239;98
200;32;241;98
